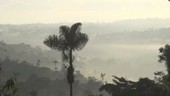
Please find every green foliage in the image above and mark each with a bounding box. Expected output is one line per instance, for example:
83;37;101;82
99;76;136;96
158;44;170;81
3;77;17;96
99;76;165;96
0;57;102;96
157;44;170;95
100;45;170;96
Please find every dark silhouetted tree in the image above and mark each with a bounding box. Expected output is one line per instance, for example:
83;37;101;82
100;73;105;83
99;76;136;96
158;44;170;81
99;76;165;96
154;71;166;84
3;77;17;96
0;59;17;96
44;22;88;96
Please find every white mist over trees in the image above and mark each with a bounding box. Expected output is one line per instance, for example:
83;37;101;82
0;19;169;81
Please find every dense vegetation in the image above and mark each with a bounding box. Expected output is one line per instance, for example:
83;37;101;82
99;44;170;96
0;56;105;96
1;43;170;96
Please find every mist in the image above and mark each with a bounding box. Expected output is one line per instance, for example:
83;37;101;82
0;19;169;82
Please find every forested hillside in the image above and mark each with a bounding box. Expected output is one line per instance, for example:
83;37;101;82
0;41;107;96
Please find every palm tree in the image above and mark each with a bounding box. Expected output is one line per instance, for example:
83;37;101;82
43;22;88;96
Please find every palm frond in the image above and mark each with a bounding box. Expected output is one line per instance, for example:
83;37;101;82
72;33;89;51
59;26;70;38
70;22;82;34
43;35;58;48
43;35;62;50
58;35;70;50
43;22;89;64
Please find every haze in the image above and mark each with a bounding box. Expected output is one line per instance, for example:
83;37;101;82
1;0;170;82
1;0;170;24
0;20;169;82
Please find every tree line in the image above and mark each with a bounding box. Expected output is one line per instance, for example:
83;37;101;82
99;44;170;96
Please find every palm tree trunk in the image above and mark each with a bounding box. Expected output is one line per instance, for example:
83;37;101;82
70;83;73;96
70;49;73;66
69;49;73;96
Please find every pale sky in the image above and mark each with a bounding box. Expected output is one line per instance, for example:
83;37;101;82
1;0;170;24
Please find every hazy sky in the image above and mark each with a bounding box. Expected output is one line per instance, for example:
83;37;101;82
1;0;170;24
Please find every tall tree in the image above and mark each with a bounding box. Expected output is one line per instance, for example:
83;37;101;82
158;44;170;81
43;22;88;96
